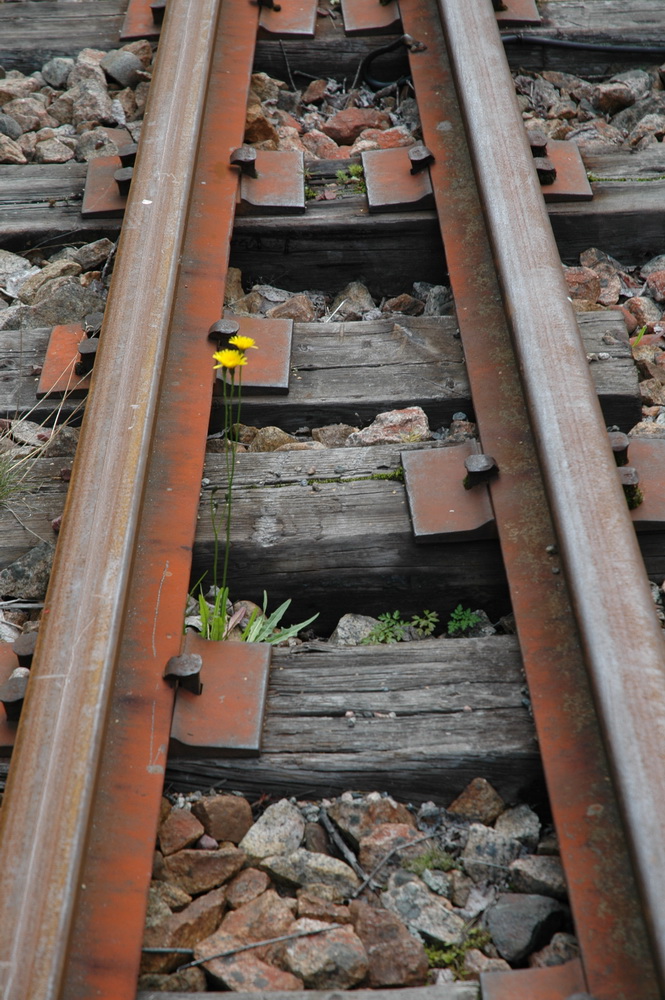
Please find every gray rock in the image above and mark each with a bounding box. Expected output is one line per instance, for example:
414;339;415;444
611;95;665;133
41;57;75;89
328;793;416;850
100;49;144;88
239;798;304;862
260;847;359;896
626;112;665;149
20;261;83;303
0;114;21;141
610;69;652;104
485;892;568;963
0;304;22;330
461;823;523;884
329;281;375;321
423;284;453;316
641;254;665;278
398;97;421;134
74;238;115;271
381;878;466;946
41;425;80;457
69;81;116;128
494;804;541;852
528;930;579;968
463;948;511;976
74;127;120;162
328;613;378;646
0;134;27;164
7;279;106;330
3;96;56;132
345;406;432;447
311;423;358;447
34;138;75;163
283;918;368;989
455;881;499;921
0;250;33;290
412;280;433;300
509;854;567;900
421;868;452;897
0;541;55;600
67;61;107;90
350;898;429;987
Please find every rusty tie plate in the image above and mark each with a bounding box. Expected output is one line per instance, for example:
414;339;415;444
400;0;661;995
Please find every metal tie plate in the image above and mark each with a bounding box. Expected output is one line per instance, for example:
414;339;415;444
481;958;587;999
402;441;497;542
120;0;163;41
170;633;271;756
495;0;541;27
341;0;401;36
538;139;593;203
0;643;20;752
36;324;91;398
216;314;293;394
236;149;307;215
259;0;319;37
362;146;435;213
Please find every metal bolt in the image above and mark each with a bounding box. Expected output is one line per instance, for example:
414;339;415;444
150;0;166;25
535;155;557;186
409;145;435;175
230;146;258;178
114;166;133;197
84;312;104;338
527;129;548;157
117;142;139;169
619;466;643;509
12;631;37;668
208;319;240;346
0;668;30;722
164;653;203;695
75;337;98;376
608;430;630;467
463;453;498;489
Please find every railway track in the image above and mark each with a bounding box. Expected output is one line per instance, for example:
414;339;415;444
0;0;665;998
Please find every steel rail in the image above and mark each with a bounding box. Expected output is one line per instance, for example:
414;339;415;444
0;2;223;998
438;0;665;990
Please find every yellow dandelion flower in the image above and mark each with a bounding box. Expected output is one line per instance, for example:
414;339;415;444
213;349;248;370
229;334;258;351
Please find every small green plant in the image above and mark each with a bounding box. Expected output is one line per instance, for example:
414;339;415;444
403;847;456;876
335;164;366;194
193;340;319;642
194;587;317;643
424;928;493;975
632;324;647;348
447;604;481;636
362;609;439;644
305;185;317;200
239;591;318;644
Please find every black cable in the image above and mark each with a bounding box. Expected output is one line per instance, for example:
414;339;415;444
501;32;665;55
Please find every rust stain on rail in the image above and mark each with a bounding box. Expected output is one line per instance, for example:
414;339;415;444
61;3;261;998
402;0;661;995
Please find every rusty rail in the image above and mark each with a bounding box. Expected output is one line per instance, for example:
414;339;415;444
439;0;665;990
0;2;225;997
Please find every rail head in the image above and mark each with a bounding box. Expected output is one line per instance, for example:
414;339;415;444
436;0;665;989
